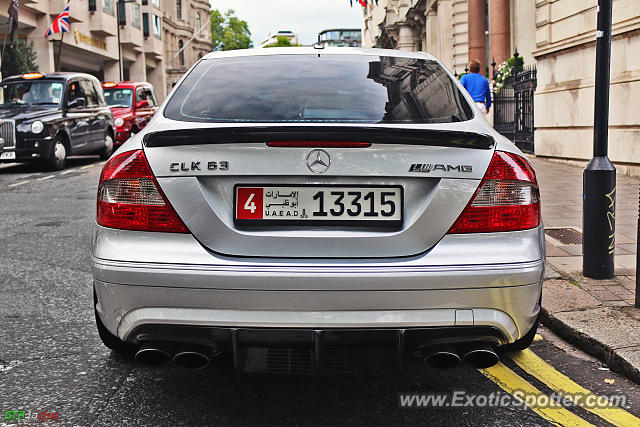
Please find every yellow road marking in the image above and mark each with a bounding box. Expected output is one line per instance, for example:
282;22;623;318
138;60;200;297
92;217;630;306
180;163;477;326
509;349;640;427
480;362;594;427
60;169;75;175
8;180;29;187
534;334;544;341
80;164;93;170
37;175;55;181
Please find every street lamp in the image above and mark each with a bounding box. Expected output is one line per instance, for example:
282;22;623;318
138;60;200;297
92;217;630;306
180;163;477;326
583;0;615;279
116;0;138;81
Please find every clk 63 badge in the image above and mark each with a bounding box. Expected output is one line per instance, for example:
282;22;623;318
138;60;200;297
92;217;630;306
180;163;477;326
170;161;229;172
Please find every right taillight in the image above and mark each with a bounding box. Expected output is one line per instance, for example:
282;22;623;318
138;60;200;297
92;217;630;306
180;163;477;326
96;149;188;233
448;150;540;234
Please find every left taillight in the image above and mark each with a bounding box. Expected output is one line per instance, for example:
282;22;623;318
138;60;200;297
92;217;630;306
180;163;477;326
96;149;188;233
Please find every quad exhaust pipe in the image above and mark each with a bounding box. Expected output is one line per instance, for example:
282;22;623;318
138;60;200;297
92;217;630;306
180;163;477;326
422;343;499;369
423;345;461;369
135;342;219;370
173;344;219;370
462;344;499;369
135;343;172;366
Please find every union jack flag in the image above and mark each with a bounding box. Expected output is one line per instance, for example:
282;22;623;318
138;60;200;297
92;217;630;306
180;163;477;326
44;3;70;38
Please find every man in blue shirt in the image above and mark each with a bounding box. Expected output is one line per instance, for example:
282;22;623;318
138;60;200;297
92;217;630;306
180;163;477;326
460;59;492;114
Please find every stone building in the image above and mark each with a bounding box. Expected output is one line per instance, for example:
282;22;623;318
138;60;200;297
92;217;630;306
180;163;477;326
362;0;640;174
0;0;212;101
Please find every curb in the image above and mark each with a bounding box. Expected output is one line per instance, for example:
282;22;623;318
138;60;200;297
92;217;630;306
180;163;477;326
540;307;640;385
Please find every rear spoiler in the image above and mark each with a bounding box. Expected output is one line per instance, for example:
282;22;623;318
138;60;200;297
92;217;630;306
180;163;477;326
143;126;495;150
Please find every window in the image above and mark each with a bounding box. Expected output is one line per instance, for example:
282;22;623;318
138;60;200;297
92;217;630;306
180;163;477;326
136;87;146;104
176;0;182;19
164;55;473;124
195;13;201;31
104;88;133;107
153;14;161;38
142;13;149;37
89;0;97;12
152;0;159;7
80;80;99;107
142;0;147;4
93;80;106;106
131;3;141;28
102;0;114;15
178;40;184;66
143;88;157;106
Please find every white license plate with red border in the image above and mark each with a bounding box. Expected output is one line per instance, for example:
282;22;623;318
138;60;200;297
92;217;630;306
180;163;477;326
234;185;403;226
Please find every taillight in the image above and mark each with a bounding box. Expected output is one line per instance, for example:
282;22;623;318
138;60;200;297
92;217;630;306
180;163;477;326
448;151;540;234
97;150;188;233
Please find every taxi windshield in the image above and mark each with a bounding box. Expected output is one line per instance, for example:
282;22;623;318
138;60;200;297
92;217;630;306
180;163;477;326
0;80;64;106
103;88;133;108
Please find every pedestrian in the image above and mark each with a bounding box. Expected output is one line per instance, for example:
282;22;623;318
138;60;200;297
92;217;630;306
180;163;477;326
460;59;492;115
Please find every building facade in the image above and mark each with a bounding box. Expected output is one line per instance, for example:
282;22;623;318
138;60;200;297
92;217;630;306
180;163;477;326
318;28;362;47
362;0;640;174
0;0;212;101
260;30;300;48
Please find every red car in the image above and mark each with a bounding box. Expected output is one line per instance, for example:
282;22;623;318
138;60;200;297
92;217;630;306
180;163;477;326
101;81;159;145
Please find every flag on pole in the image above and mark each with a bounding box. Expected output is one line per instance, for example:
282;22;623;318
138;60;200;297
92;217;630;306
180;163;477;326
45;3;70;38
7;0;19;46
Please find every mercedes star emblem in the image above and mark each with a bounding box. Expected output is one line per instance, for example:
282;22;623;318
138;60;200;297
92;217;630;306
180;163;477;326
306;149;331;174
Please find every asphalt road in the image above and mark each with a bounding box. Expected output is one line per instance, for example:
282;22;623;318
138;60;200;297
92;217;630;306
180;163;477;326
1;157;640;427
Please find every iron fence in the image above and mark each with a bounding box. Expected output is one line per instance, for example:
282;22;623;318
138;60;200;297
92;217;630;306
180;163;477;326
493;66;537;153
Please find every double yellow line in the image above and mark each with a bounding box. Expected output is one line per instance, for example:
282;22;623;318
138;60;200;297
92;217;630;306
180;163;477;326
480;349;639;426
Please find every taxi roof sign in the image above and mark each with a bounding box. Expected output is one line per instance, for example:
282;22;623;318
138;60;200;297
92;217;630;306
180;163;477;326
102;82;117;87
22;72;45;79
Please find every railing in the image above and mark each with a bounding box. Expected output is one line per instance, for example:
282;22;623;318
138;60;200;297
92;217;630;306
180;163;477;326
493;64;537;154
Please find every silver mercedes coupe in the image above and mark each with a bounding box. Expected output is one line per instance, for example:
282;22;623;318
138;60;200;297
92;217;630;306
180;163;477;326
91;47;544;373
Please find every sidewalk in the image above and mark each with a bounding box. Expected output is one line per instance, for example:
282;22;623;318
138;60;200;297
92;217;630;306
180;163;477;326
529;156;640;382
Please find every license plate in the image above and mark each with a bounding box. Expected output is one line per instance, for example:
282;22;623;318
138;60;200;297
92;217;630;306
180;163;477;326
0;151;15;160
235;185;403;226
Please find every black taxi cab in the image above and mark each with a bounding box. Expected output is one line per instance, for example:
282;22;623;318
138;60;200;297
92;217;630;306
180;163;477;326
0;72;115;170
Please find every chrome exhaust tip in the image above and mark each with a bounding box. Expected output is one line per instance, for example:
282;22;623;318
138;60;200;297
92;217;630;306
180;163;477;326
173;345;219;370
423;346;461;369
462;344;499;368
135;343;172;366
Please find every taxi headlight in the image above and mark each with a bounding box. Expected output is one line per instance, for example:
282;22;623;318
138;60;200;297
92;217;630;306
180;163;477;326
114;118;124;127
31;120;44;134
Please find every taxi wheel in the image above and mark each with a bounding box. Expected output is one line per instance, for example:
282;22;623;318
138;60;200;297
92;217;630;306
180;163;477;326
43;137;67;171
99;135;114;160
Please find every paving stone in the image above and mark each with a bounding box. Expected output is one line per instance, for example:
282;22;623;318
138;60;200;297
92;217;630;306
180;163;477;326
545;242;570;257
542;279;601;314
588;289;622;302
558;245;583;256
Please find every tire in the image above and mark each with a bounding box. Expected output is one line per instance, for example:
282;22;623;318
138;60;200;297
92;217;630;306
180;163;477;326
43;136;67;171
94;289;136;356
500;315;539;351
99;134;114;160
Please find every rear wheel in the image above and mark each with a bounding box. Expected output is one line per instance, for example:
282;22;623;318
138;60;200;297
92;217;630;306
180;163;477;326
99;135;114;160
43;136;67;170
94;289;136;356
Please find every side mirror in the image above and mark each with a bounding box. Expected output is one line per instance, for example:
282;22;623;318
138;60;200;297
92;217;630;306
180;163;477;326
67;97;86;109
135;99;149;109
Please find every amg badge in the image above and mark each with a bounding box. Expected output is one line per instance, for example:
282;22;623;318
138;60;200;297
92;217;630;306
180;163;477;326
409;164;473;173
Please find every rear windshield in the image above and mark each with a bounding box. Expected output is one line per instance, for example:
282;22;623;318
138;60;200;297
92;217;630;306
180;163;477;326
164;55;473;124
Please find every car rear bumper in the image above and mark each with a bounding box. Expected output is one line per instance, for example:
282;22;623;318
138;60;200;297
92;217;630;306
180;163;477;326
92;225;544;346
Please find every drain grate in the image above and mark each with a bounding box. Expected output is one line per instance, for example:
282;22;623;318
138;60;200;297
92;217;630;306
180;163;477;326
545;228;583;245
